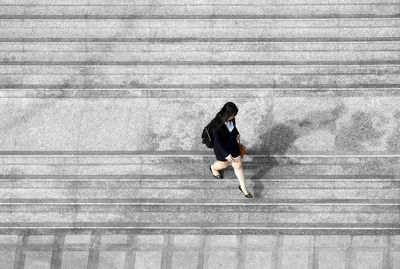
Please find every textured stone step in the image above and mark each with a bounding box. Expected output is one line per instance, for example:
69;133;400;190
2;18;400;28
2;41;400;52
1;210;398;225
0;164;395;176
0;51;400;64
2;19;400;32
1;0;397;5
2;153;397;163
2;66;399;89
1;161;396;176
1;177;398;189
1;222;398;235
2;88;400;99
2;65;399;89
3;51;400;62
3;94;400;152
1;206;399;227
1;74;398;88
2;199;399;212
1;3;399;16
3;65;399;76
1;154;398;176
2;27;398;39
2;186;399;200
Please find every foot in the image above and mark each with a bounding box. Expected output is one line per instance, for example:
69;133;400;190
238;185;253;198
209;165;222;179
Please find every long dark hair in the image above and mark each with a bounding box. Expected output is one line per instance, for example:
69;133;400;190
214;102;239;132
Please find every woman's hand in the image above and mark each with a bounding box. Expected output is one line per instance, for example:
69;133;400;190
237;134;241;139
226;155;234;163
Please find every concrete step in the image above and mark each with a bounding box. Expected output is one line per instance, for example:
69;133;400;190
2;186;399;200
1;177;398;189
2;41;399;53
3;51;400;62
2;26;398;39
2;18;400;29
1;210;398;225
1;162;396;176
1;222;398;235
1;154;397;176
3;65;399;76
2;152;395;162
1;0;396;5
1;20;399;37
1;2;398;16
1;74;398;88
0;51;400;63
2;199;399;213
2;65;399;89
1;152;398;162
1;88;399;99
3;95;400;152
3;199;399;211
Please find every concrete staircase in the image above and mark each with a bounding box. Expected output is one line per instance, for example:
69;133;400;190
1;153;399;234
1;0;400;235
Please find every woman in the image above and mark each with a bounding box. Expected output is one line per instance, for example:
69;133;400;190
209;102;253;198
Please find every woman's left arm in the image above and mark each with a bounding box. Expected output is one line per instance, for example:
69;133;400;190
232;119;240;138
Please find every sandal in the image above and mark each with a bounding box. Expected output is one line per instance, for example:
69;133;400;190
209;165;222;179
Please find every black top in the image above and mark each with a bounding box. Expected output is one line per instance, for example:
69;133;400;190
211;120;240;161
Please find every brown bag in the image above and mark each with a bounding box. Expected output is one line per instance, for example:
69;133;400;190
238;141;246;158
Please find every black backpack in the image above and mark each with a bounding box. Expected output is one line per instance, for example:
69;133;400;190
201;119;216;148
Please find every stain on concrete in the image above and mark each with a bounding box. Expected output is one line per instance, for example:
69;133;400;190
258;124;298;155
294;104;345;135
61;78;73;89
79;66;95;88
2;76;21;87
56;90;69;98
255;104;345;154
0;101;55;136
345;158;395;176
250;104;345;197
335;111;385;151
129;80;141;87
2;55;16;62
140;130;161;151
386;110;400;153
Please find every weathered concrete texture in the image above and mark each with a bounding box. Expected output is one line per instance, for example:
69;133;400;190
1;0;399;156
0;234;398;269
2;97;400;153
2;65;399;90
2;45;400;62
1;2;399;269
1;1;399;16
0;153;398;232
0;154;398;177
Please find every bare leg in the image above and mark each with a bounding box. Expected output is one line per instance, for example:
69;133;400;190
211;160;229;176
232;156;250;195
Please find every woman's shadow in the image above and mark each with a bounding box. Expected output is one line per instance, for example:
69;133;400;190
247;124;298;198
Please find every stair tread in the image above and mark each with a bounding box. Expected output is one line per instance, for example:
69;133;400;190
2;198;400;204
1;222;399;229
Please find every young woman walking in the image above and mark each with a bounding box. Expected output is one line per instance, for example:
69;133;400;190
209;102;253;198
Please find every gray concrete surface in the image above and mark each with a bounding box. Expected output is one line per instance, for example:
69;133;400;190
1;0;399;268
1;234;399;269
3;97;400;153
